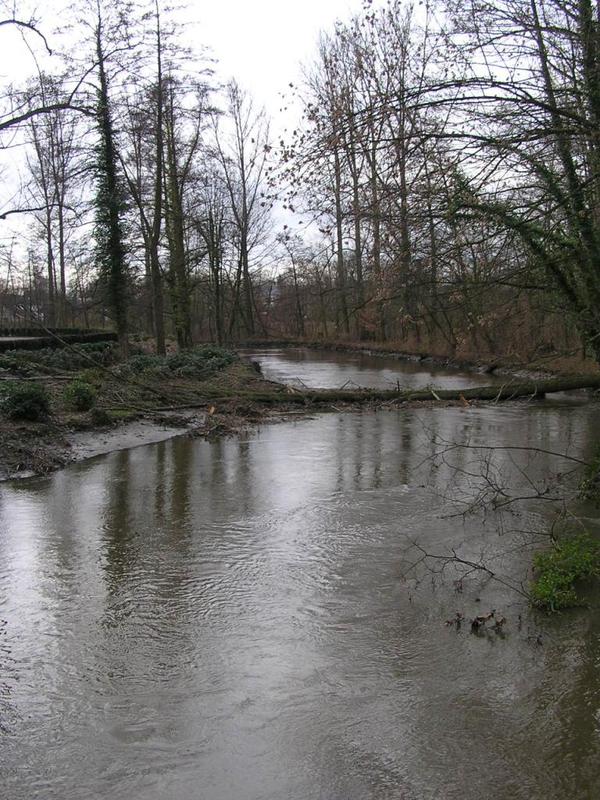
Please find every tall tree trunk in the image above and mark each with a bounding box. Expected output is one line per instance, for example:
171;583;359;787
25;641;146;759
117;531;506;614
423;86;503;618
45;206;56;327
347;125;365;339
149;0;166;355
95;9;129;357
370;145;385;341
333;144;350;336
163;97;192;350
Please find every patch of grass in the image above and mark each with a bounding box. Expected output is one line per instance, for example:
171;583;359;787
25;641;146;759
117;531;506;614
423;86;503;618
64;380;96;411
78;367;104;386
531;532;600;611
1;382;51;421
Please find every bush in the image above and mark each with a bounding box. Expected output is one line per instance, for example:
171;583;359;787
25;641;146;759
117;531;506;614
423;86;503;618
78;367;103;386
0;342;119;375
2;382;50;421
117;346;236;379
64;380;96;411
90;407;111;426
531;533;600;611
0;354;35;376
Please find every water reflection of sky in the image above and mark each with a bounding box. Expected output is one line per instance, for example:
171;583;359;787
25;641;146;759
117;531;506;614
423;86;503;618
1;394;600;799
239;346;504;390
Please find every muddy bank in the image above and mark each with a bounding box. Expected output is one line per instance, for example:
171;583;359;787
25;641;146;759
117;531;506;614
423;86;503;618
58;406;298;475
0;351;284;482
65;412;204;463
0;412;200;482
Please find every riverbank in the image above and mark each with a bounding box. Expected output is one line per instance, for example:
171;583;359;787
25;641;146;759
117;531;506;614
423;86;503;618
0;401;318;482
0;346;290;481
2;340;600;482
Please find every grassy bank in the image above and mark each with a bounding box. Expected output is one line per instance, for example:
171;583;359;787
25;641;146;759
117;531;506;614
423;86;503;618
0;342;281;479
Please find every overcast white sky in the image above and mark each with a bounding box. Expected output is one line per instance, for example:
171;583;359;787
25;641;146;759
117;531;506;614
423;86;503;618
1;0;370;111
0;0;372;245
195;0;368;112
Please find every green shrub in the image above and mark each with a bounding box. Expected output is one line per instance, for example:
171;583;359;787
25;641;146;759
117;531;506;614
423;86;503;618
0;342;118;374
90;407;111;426
117;346;236;379
124;354;160;373
78;367;103;386
531;533;600;611
2;382;50;421
64;380;96;411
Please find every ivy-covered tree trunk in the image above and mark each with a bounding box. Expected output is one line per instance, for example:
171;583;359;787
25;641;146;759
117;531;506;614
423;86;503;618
94;15;129;357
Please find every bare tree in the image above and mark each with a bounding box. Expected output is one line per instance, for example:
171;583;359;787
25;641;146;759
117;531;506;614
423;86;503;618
424;0;600;364
213;80;271;338
26;75;84;326
162;74;210;348
120;0;167;354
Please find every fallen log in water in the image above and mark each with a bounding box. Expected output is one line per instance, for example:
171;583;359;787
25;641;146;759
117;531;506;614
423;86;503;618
194;374;600;406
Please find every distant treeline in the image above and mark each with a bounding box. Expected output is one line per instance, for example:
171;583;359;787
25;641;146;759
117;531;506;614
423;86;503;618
1;0;600;369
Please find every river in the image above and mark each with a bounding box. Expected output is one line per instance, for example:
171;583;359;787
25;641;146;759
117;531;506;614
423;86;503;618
238;345;505;390
1;349;599;799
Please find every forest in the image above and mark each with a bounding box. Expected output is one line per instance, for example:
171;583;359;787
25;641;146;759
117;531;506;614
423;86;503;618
2;0;600;371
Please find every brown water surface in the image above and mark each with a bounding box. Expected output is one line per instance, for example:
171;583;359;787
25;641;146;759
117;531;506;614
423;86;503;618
238;346;503;390
1;351;599;799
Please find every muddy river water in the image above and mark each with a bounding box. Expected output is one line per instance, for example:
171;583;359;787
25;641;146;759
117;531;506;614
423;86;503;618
1;348;600;799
